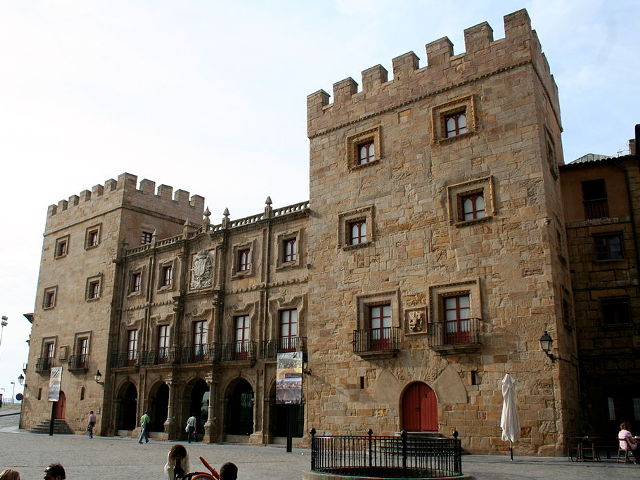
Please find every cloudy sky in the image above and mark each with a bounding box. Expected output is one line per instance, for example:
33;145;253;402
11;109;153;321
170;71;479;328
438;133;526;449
0;0;638;400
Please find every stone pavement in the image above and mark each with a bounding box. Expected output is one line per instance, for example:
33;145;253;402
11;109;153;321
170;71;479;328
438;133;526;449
0;411;638;479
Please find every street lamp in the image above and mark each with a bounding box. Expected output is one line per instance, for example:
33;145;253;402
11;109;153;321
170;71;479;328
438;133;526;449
18;374;24;385
539;330;556;361
10;382;15;404
0;316;7;353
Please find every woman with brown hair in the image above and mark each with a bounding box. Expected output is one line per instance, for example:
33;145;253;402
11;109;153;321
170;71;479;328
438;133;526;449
164;444;190;479
0;470;20;480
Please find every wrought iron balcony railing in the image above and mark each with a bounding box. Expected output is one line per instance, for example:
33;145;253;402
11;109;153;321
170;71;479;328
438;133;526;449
35;357;54;373
67;354;89;372
179;344;220;364
139;348;179;366
584;199;609;219
110;352;139;368
428;317;482;353
261;337;307;359
353;327;401;357
220;341;257;362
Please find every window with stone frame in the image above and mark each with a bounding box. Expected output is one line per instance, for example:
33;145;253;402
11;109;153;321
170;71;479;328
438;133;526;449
601;297;631;325
159;263;173;289
85;276;101;301
429;279;482;346
582;179;609;220
127;329;138;366
85;225;101;249
238;248;251;271
346;126;382;170
43;286;57;309
157;325;170;363
276;230;302;270
231;241;256;277
368;304;392;351
73;335;90;369
447;176;495;226
234;315;250;360
594;233;624;261
431;95;477;144
140;230;153;245
338;205;375;250
42;339;55;370
283;238;298;263
354;291;400;353
130;271;142;294
279;309;299;352
54;235;69;259
193;320;208;359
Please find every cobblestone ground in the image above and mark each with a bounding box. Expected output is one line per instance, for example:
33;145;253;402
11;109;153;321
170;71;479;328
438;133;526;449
1;409;638;479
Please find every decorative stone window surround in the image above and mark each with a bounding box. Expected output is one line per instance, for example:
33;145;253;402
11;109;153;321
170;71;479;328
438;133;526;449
267;295;307;340
276;229;303;270
54;235;70;259
128;266;146;296
428;279;482;324
227;301;258;343
231;240;257;279
43;286;58;309
338;205;375;250
346;125;382;171
355;290;401;331
85;274;103;301
85;224;102;250
447;176;495;226
431;94;477;144
157;259;176;292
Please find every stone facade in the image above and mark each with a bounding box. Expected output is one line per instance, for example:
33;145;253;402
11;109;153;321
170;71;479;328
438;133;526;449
23;9;593;455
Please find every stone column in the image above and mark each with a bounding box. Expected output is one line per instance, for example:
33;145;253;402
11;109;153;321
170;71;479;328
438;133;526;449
204;378;217;443
164;379;176;439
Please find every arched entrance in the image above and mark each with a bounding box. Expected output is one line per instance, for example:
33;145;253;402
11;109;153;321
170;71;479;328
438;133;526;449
54;391;66;419
225;378;253;436
116;382;138;430
269;383;304;438
149;382;169;432
402;382;438;432
185;379;209;437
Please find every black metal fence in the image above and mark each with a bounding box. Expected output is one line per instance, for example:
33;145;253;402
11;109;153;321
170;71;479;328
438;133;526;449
310;429;462;478
353;327;401;354
427;317;482;348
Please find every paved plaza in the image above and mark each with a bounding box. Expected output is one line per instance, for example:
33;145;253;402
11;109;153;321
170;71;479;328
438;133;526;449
1;407;638;479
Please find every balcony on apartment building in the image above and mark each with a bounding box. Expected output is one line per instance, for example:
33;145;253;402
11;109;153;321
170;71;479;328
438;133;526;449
428;317;482;354
67;354;89;373
353;327;401;359
260;337;307;360
35;356;54;374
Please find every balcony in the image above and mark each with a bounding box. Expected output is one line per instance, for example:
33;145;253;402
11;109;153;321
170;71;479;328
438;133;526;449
220;341;257;364
35;357;53;374
261;337;307;359
110;352;139;369
428;318;482;354
353;327;401;359
583;199;609;220
179;344;220;364
67;354;89;373
139;348;179;366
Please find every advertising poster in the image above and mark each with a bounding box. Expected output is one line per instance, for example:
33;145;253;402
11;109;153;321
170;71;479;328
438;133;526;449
276;351;303;405
48;366;63;402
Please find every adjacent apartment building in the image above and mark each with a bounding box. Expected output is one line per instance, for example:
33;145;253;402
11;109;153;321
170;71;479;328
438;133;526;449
22;9;588;455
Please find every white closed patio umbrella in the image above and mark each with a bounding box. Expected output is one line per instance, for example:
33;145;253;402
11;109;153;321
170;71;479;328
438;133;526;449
500;373;520;461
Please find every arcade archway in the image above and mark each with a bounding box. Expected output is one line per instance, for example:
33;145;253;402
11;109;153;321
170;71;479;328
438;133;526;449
225;378;253;436
116;382;138;430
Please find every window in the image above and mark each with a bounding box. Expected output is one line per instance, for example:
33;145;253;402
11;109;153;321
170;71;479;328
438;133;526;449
445;111;467;138
461;192;485;221
43;287;57;309
87;280;100;300
349;220;367;245
443;294;471;344
75;337;89;368
358;141;375;165
601;297;630;325
157;325;170;363
447;176;495;225
432;95;477;143
85;225;101;249
54;236;69;258
369;304;392;351
279;309;298;351
140;231;153;245
346;126;382;170
238;249;251;272
594;233;623;260
283;238;297;263
131;272;142;293
234;315;250;360
127;330;138;366
545;130;559;180
40;340;55;371
44;341;55;360
193;321;208;359
582;179;609;219
160;265;172;288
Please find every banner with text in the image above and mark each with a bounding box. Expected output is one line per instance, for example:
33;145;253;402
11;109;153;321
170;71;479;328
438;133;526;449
48;366;63;402
276;351;303;405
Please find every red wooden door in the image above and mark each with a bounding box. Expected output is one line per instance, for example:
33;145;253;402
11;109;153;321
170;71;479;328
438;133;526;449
54;391;66;419
402;383;438;432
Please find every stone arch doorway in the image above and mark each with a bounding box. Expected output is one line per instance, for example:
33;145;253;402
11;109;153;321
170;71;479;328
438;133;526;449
183;378;209;437
225;378;253;436
116;382;138;430
268;383;304;438
401;382;438;432
54;391;66;419
149;382;169;432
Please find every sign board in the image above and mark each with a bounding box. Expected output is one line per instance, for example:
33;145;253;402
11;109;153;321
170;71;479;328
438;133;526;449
276;351;303;405
48;366;63;402
16;393;23;401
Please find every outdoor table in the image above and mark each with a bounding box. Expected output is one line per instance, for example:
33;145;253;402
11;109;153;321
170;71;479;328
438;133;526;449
569;436;601;462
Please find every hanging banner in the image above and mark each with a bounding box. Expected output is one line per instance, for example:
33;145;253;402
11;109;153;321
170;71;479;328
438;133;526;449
48;366;63;402
276;351;303;405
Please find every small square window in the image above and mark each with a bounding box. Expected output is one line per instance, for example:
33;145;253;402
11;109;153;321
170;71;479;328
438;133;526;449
346;126;382;170
43;287;57;309
87;280;100;300
444;111;468;138
601;297;630;325
232;242;256;277
432;95;477;144
349;220;367;245
447;176;495;226
85;225;101;249
54;236;69;258
140;231;153;245
338;206;375;250
160;265;173;287
238;249;251;271
594;234;624;260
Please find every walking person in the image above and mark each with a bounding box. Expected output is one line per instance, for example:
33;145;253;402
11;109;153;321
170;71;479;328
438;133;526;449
185;414;197;443
138;411;151;444
164;444;190;480
87;410;97;439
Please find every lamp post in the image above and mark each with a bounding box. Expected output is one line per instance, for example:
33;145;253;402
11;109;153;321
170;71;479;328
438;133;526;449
0;316;7;354
10;382;15;404
539;330;556;361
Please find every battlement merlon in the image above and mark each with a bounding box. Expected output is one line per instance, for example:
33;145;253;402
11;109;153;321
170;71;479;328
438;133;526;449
307;8;561;136
46;173;205;229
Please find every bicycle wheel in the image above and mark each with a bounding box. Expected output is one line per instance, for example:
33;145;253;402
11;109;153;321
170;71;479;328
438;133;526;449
191;474;214;480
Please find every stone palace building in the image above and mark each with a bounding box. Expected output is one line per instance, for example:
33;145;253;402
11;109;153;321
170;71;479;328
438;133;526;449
21;9;639;455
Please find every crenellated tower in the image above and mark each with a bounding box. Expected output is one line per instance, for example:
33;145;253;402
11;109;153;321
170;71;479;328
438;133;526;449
306;9;577;455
